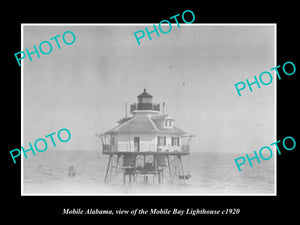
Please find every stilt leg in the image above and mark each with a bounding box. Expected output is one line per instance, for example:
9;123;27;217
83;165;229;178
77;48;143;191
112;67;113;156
154;156;158;184
104;155;112;183
158;168;161;184
178;156;186;184
113;155;120;176
167;155;172;182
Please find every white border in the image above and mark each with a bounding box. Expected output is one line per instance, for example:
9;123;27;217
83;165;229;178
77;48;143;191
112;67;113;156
274;24;277;196
21;23;277;196
21;24;24;195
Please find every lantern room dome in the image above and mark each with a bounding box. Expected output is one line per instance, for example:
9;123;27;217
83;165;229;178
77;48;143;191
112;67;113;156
137;89;153;98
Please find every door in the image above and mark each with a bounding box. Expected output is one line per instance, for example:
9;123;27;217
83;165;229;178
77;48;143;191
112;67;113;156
134;137;140;152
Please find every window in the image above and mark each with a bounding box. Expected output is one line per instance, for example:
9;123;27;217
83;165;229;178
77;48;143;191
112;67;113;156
110;136;115;146
165;120;173;127
171;137;179;146
157;136;166;146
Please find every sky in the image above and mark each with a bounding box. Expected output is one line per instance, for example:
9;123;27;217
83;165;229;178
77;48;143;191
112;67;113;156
23;24;275;153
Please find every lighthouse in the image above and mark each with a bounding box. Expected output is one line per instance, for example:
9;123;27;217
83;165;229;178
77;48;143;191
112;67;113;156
96;89;194;184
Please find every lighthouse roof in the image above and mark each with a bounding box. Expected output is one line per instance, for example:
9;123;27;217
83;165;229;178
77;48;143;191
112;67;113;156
105;116;186;135
137;89;153;98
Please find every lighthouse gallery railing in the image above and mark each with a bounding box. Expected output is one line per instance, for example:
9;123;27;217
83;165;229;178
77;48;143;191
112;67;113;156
130;103;160;112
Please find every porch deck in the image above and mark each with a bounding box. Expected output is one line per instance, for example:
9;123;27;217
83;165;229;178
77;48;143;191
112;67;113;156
102;151;190;156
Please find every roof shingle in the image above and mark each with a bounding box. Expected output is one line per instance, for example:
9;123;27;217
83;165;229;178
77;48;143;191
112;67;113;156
105;115;186;136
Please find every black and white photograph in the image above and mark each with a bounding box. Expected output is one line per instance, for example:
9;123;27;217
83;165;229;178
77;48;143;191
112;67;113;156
21;24;275;195
4;5;298;220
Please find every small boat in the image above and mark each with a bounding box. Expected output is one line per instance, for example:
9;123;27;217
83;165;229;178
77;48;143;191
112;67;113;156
68;166;76;177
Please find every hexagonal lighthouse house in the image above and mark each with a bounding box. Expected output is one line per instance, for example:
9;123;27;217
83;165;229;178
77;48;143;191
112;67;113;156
96;89;194;184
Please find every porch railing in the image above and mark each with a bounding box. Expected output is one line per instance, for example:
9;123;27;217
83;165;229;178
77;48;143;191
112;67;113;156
102;143;190;153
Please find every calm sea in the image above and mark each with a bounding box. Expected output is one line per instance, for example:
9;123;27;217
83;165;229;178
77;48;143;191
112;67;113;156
23;150;275;195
